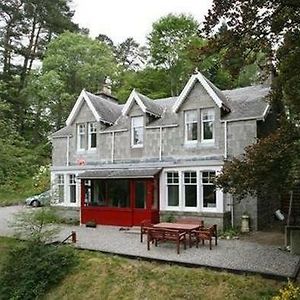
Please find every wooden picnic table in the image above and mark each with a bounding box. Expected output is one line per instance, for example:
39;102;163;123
153;222;201;248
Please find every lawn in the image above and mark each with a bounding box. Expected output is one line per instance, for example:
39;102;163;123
0;237;289;300
45;252;284;300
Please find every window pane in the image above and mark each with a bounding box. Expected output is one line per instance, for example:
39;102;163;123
70;185;76;203
185;185;197;207
185;110;197;122
167;185;179;206
203;185;216;208
133;127;143;145
186;123;197;141
91;132;97;148
203;121;213;140
58;185;64;203
167;172;179;184
107;180;130;208
135;181;146;208
91;180;106;206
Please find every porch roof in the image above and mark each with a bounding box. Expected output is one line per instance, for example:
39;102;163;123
77;168;162;179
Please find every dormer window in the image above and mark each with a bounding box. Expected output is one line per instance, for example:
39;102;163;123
88;122;97;150
201;109;214;142
131;116;143;147
185;110;198;143
77;124;86;151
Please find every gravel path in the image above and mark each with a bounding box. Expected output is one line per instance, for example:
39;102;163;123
0;206;299;279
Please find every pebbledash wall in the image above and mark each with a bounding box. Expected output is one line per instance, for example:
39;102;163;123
51;74;274;230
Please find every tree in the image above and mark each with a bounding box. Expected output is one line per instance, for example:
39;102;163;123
148;14;200;95
33;32;119;130
205;0;300;199
216;123;299;200
96;33;114;48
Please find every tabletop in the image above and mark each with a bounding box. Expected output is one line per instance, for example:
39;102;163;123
153;222;200;231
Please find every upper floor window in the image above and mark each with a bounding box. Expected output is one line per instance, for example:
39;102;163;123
201;109;214;142
185;110;198;142
131;116;143;147
77;124;86;151
88;122;97;150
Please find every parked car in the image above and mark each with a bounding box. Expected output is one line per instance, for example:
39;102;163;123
25;190;51;207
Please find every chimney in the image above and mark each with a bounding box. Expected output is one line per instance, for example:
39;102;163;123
102;76;112;95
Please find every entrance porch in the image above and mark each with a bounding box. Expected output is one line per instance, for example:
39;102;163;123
78;169;161;226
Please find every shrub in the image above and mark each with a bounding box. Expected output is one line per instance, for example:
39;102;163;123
0;242;77;300
272;280;300;300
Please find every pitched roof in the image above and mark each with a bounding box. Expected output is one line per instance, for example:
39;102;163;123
172;72;231;113
122;90;163;117
51;126;72;138
222;85;270;121
85;91;122;124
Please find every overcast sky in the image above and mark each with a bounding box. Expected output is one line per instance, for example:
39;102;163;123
72;0;213;45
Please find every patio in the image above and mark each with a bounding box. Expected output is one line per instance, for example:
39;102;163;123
57;224;300;280
0;206;299;280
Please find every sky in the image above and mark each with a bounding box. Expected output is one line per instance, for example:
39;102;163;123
72;0;213;45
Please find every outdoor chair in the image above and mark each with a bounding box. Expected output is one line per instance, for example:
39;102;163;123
195;225;217;250
140;219;153;243
147;228;186;254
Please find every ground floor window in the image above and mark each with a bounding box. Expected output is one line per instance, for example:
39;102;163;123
202;171;216;208
69;174;77;203
184;171;197;207
166;172;179;207
165;170;218;211
57;174;64;203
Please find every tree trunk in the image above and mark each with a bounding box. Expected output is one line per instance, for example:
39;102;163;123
28;25;42;72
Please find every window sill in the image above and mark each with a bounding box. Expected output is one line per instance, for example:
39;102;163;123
131;145;143;149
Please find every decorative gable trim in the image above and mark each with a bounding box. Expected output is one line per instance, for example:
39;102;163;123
66;90;101;126
173;72;226;113
122;89;147;116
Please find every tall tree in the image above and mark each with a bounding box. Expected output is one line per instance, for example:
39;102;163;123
25;32;119;132
148;14;200;96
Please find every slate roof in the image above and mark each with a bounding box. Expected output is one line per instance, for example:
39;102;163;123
53;77;270;137
85;91;122;124
222;85;270;121
51;126;72;138
78;168;162;179
136;91;164;117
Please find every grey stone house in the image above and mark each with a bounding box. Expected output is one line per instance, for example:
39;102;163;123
51;72;275;229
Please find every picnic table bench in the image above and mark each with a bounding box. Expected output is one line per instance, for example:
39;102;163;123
147;228;186;254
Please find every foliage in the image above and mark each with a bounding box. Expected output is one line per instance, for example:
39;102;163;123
12;207;60;243
0;242;77;300
216;123;300;200
219;227;240;239
161;213;176;223
272;280;300;300
148;14;200;95
32;164;50;193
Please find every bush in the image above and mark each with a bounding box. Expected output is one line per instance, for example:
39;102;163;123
0;242;77;300
272;280;300;300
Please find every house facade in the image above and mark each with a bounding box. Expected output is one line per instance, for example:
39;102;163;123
51;72;275;230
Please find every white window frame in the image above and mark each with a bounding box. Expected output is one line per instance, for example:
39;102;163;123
201;171;217;211
77;123;86;151
184;110;198;144
201;108;215;143
88;122;97;150
183;171;198;211
57;174;65;203
166;171;180;209
131;116;144;148
161;167;223;213
68;174;77;204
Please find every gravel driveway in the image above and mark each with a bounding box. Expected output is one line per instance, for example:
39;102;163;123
0;205;299;280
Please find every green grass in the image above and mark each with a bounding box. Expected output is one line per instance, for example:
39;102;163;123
0;237;289;300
